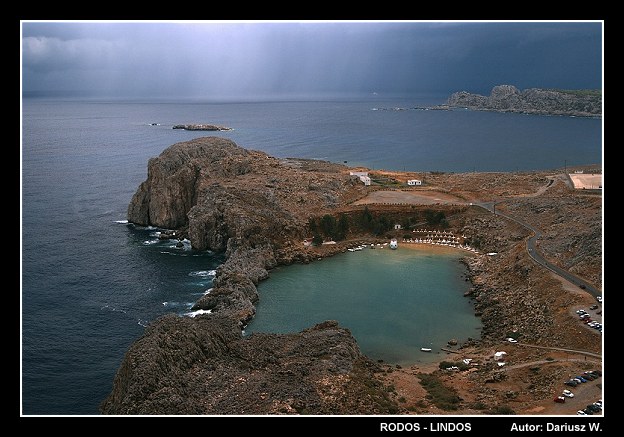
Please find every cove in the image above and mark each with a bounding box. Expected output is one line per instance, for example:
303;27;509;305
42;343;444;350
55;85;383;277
246;246;481;365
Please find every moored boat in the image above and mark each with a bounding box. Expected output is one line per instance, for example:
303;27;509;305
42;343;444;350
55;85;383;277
420;347;432;352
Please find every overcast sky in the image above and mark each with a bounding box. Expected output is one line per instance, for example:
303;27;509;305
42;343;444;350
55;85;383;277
22;21;602;99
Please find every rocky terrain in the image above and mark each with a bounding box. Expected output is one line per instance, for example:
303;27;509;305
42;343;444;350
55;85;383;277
447;85;601;117
101;317;394;414
106;137;602;415
501;187;602;290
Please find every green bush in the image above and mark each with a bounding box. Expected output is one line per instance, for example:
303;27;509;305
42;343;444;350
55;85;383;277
490;405;515;415
418;374;461;411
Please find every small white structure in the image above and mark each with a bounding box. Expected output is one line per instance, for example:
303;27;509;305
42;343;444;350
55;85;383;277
494;351;507;361
394;223;402;230
407;179;422;186
350;171;371;186
390;238;398;249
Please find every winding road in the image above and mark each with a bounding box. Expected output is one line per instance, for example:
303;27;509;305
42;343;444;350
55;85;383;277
475;199;601;299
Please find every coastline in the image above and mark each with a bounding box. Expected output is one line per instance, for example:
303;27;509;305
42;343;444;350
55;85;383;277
103;138;601;415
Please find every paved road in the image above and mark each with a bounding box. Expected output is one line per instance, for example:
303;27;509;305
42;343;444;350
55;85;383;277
475;201;601;299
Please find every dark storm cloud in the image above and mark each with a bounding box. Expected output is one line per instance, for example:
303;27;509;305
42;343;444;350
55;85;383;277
21;21;602;99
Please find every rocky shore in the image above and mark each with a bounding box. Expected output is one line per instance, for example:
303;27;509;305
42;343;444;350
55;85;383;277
447;85;601;117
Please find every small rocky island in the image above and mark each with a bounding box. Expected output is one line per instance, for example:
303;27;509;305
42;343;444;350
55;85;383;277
447;85;601;117
173;124;232;131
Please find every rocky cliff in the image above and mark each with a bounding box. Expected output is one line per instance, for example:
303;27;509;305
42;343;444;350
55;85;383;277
104;138;394;414
128;137;365;251
101;317;394;414
447;85;601;117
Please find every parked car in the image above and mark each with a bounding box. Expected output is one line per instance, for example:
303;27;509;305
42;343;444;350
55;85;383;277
589;304;598;310
586;371;601;378
577;410;587;415
586;404;601;413
580;314;590;319
575;376;588;383
576;309;587;315
583;408;594;415
582;373;595;380
562;390;574;398
572;378;583;384
592;370;602;376
554;396;566;403
564;380;578;387
597;296;602;303
506;337;518;343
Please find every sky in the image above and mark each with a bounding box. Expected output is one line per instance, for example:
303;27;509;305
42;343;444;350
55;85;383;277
21;21;602;100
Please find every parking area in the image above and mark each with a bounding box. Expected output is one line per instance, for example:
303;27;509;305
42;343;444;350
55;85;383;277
556;370;603;415
572;301;602;335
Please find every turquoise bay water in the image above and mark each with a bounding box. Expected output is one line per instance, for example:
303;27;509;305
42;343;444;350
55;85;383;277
247;247;481;365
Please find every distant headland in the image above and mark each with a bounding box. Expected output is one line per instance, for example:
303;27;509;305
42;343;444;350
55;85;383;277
446;85;601;118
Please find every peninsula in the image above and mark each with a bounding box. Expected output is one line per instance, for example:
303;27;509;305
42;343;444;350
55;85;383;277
103;137;601;415
447;85;601;117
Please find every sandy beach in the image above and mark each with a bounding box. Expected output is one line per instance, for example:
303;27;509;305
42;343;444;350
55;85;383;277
395;240;480;256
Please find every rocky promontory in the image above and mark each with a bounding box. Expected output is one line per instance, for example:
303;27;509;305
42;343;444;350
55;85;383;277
104;137;394;414
101;316;394;414
447;85;601;117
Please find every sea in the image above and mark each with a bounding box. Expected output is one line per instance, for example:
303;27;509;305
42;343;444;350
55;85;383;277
21;96;602;415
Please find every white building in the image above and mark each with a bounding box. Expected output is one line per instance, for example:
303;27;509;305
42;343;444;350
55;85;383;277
350;171;371;186
407;179;422;186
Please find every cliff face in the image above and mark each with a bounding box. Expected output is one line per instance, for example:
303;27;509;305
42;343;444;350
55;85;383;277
101;316;394;414
128;137;365;251
447;85;601;117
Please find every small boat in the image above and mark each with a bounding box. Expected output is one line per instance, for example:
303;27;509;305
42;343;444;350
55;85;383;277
420;347;432;352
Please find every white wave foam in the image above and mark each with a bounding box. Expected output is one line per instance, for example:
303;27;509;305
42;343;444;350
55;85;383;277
101;304;127;314
188;270;217;278
163;301;185;307
114;220;129;224
143;240;158;245
138;319;148;327
184;309;212;318
204;288;213;295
